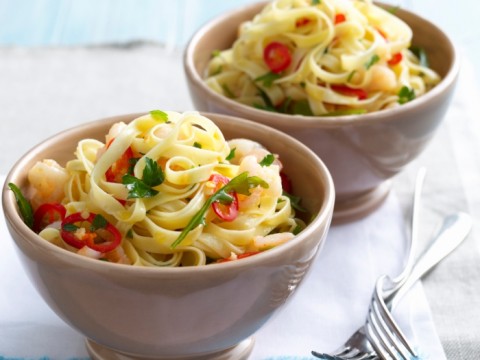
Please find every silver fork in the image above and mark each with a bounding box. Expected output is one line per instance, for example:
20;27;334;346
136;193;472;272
311;168;426;360
311;211;472;360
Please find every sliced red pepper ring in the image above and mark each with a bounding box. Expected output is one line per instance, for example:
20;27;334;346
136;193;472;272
60;212;122;253
388;52;403;66
280;172;293;194
331;85;368;100
208;174;239;222
263;42;292;74
33;203;67;233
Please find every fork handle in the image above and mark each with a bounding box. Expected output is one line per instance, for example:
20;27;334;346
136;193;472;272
384;212;472;309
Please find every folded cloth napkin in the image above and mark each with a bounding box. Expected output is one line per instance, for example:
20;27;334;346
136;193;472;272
0;175;445;360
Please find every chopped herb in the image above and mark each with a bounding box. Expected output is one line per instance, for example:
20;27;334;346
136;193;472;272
409;46;429;68
126;229;133;238
122;157;164;199
254;71;282;88
171;172;268;248
221;84;235;98
260;154;275;167
150;110;169;122
8;183;34;229
210;65;223;76
278;97;293;114
388;5;400;14
398;86;416;104
283;191;308;213
63;223;79;232
254;88;278;112
347;70;356;83
312;0;321;5
226;148;236;161
300;81;306;88
292;99;314;116
365;54;380;69
212;49;222;57
293;224;303;235
91;214;108;231
193;142;202;149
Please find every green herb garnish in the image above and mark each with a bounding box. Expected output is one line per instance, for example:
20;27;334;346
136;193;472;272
91;214;108;231
260;154;275;167
122;157;164;198
150;110;169;122
221;84;235;98
8;183;34;228
283;191;308;213
193;142;202;149
211;49;222;57
226;148;236;161
365;54;380;69
171;172;268;248
398;86;416;104
312;0;321;5
254;72;282;88
62;223;79;232
291;99;314;116
347;70;356;83
409;46;429;68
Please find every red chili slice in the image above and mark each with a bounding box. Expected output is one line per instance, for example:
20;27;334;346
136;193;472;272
388;52;403;66
296;17;311;27
280;172;293;194
263;42;292;73
334;13;346;24
331;85;368;100
33;203;66;233
60;212;122;253
105;145;135;183
209;174;239;222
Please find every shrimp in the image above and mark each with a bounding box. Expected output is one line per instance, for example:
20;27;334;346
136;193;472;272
237;155;283;210
96;122;128;160
365;64;398;93
253;232;295;251
227;138;282;168
27;159;69;209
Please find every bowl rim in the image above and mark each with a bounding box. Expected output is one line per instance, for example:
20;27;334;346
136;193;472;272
183;0;460;129
2;111;335;278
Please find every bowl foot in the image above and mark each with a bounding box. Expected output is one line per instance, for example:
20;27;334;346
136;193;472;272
332;180;391;224
85;337;255;360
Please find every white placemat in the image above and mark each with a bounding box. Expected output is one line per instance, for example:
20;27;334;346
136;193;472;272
0;175;445;359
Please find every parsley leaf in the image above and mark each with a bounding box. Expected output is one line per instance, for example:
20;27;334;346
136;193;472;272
254;72;282;88
409;46;429;68
226;148;236;161
63;223;79;232
221;84;235;98
193;142;202;149
122;157;164;199
365;54;380;69
398;86;416;104
142;157;164;187
150;110;169;122
8;183;33;229
171;172;269;248
260;154;275;167
283;191;308;213
91;214;108;231
312;0;321;4
211;49;222;57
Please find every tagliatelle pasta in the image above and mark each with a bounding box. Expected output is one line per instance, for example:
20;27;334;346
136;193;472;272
204;0;440;116
23;111;305;267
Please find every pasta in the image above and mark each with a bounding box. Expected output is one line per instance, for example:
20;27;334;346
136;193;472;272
204;0;440;116
25;111;305;267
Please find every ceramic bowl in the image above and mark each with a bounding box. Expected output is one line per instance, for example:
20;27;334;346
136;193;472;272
184;1;459;223
2;112;334;360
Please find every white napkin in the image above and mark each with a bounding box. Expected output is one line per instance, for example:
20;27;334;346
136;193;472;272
0;175;445;359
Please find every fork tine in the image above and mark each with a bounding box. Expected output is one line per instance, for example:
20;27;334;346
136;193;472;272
366;304;397;359
374;279;417;357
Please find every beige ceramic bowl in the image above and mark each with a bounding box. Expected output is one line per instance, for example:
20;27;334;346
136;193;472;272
184;1;459;223
2;112;334;360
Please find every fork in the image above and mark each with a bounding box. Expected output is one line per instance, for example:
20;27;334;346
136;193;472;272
311;211;472;360
311;168;426;360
